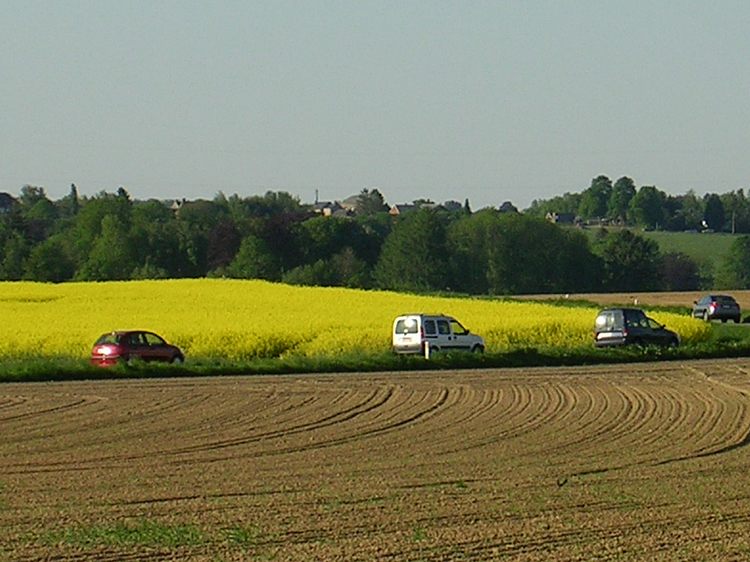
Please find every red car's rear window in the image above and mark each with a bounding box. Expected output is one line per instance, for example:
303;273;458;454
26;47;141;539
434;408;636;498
95;333;121;345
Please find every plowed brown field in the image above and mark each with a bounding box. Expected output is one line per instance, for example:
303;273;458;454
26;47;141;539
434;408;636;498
518;290;750;310
3;360;750;561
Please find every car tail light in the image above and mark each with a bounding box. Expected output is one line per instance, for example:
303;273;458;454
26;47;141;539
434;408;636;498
710;302;717;312
94;344;120;357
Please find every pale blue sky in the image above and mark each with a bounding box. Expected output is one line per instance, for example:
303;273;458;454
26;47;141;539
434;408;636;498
2;1;749;209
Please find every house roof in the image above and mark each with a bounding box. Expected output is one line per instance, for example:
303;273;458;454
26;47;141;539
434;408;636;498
0;192;16;209
389;204;418;215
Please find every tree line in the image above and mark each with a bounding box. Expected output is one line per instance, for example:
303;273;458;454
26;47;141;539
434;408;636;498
527;175;750;233
2;182;750;293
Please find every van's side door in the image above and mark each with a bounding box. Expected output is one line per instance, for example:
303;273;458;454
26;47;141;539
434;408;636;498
449;318;472;350
435;318;452;349
423;318;438;347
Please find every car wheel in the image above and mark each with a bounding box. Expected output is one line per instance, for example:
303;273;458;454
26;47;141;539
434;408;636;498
472;345;484;354
171;355;184;364
702;311;710;322
668;338;679;348
735;317;741;324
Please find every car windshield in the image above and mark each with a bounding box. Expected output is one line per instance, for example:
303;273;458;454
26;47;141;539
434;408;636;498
450;319;468;335
143;332;166;346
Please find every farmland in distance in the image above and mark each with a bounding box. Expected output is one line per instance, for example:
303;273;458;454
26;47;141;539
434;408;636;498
3;359;750;560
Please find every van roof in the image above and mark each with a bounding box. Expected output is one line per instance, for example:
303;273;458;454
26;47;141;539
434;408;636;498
396;313;447;317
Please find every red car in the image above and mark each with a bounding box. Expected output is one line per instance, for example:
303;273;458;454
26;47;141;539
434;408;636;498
91;330;185;366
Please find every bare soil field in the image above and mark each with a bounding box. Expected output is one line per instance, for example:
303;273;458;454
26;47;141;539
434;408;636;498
3;360;750;561
518;290;750;311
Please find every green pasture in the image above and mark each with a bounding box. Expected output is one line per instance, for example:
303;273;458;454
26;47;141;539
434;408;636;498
584;227;738;271
641;230;737;271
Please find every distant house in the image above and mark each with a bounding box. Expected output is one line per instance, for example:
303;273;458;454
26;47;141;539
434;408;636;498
389;204;418;216
313;201;343;217
339;195;361;213
0;192;17;214
545;211;577;224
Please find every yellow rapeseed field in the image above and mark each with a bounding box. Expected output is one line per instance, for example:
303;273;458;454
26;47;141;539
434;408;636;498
0;279;711;360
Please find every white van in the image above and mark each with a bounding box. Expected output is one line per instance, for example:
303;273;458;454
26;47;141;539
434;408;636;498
392;314;485;355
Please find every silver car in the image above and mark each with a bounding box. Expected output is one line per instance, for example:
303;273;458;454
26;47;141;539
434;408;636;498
692;295;741;323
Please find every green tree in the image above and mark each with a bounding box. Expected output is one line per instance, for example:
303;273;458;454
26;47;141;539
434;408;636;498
607;177;636;222
526;192;581;217
716;235;750;289
57;183;80;218
18;185;48;208
174;200;227;276
207;219;241;272
17;185;57;243
628;186;665;229
374;209;449;292
660;252;701;291
577;175;612;220
595;229;663;291
282;248;371;288
76;215;136;280
0;232;29;280
720;190;750;233
356;188;389;215
665;190;703;231
24;197;58;242
703;193;725;231
226;234;280;280
328;247;371;288
129;200;185;277
71;191;133;267
23;234;75;282
486;213;601;294
446;209;497;294
298;216;375;267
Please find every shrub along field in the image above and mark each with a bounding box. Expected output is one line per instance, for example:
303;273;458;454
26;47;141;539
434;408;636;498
0;279;723;381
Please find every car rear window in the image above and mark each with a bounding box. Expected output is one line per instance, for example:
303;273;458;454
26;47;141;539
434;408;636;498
716;296;737;304
95;333;119;345
595;313;615;330
395;319;418;334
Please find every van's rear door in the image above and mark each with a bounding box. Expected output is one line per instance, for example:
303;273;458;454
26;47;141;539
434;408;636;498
393;316;421;353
